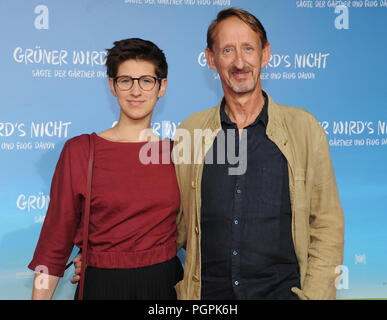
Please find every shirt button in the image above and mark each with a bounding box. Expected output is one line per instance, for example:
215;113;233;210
233;250;238;256
236;189;241;194
234;280;239;286
234;219;239;225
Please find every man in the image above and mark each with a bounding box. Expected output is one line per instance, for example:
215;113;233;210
72;8;344;300
172;8;344;300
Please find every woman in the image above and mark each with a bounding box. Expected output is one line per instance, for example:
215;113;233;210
28;38;183;300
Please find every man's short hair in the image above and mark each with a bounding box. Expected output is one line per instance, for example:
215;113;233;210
207;7;268;51
106;38;168;79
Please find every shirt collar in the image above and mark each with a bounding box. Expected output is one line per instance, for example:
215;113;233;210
220;91;269;128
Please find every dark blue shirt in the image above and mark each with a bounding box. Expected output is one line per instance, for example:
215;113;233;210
200;93;300;300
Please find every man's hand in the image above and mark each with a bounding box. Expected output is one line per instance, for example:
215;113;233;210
70;253;82;284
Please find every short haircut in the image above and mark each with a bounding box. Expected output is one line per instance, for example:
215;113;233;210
106;38;168;79
207;7;268;50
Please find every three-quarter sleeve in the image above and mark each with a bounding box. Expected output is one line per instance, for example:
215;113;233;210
28;138;86;277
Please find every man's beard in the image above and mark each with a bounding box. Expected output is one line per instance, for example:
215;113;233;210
230;80;256;93
228;66;257;94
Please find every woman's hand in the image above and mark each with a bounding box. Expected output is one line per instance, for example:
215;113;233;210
70;253;82;284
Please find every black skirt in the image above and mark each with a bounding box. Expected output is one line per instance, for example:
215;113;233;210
74;256;183;300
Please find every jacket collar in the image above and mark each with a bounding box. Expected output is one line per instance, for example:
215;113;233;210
266;93;294;178
219;93;269;128
209;91;287;142
266;92;288;146
207;91;294;176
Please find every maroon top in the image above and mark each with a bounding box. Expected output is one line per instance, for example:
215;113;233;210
28;133;180;277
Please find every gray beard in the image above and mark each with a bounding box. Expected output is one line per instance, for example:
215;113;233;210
229;79;256;94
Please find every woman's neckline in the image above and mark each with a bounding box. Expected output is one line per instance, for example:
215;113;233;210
92;132;168;145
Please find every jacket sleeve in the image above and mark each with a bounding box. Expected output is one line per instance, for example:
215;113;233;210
176;206;187;252
302;125;345;299
173;136;188;251
174;161;187;252
28;140;83;277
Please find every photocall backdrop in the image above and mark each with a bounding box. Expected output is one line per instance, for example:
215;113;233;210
1;0;386;300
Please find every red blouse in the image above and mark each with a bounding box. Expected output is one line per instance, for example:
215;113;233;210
28;133;180;277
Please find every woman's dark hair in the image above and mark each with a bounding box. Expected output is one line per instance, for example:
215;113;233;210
106;38;168;79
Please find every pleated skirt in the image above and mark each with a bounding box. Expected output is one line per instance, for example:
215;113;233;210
74;256;183;300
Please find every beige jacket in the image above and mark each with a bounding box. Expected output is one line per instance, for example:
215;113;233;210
173;92;344;300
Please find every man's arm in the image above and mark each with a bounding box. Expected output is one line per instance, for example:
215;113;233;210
173;138;188;252
70;253;82;284
302;126;345;299
176;207;187;251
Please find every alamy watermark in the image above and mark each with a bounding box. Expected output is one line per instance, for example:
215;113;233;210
138;128;248;176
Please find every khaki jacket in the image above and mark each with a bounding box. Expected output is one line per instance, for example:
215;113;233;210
173;92;344;300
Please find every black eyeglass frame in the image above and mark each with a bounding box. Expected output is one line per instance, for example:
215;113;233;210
112;75;164;91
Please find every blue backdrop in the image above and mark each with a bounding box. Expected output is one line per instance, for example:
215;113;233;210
1;0;386;299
